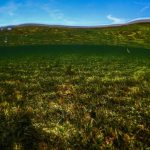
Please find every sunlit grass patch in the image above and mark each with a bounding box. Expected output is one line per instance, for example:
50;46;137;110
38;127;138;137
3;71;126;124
42;121;77;139
0;52;150;149
133;66;150;81
57;83;76;97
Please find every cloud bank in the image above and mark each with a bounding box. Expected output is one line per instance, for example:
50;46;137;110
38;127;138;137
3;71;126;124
107;14;125;24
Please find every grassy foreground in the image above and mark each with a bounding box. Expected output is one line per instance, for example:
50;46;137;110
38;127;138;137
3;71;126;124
0;45;150;149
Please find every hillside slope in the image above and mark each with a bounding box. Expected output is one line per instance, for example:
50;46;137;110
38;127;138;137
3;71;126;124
0;22;150;48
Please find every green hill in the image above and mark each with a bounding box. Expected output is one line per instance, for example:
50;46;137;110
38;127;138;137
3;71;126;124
0;22;150;48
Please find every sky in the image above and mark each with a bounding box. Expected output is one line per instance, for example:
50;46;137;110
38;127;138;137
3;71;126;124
0;0;150;26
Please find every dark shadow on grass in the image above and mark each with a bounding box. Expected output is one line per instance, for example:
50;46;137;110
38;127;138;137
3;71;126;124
0;111;43;150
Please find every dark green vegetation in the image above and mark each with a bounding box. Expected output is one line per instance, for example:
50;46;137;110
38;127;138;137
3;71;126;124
0;45;150;149
0;21;150;149
0;22;150;48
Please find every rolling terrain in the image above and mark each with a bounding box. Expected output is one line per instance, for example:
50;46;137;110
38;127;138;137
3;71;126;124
0;20;150;48
0;20;150;149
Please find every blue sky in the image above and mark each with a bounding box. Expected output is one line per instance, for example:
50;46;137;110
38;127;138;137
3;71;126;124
0;0;150;26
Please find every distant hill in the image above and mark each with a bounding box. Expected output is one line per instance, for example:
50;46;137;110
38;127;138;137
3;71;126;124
0;20;150;48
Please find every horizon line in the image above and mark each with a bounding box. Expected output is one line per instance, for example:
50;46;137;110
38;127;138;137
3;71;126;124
1;18;150;28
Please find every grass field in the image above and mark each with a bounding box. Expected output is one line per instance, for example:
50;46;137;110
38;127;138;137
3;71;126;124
0;22;150;48
0;45;150;149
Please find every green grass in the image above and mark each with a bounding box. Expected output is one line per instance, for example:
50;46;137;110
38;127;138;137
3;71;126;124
0;22;150;48
0;45;150;149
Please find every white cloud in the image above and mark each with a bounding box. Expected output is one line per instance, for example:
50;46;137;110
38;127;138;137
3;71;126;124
44;8;64;20
107;14;125;24
140;6;150;13
41;5;77;25
0;2;20;17
134;1;150;13
129;17;150;22
134;1;150;6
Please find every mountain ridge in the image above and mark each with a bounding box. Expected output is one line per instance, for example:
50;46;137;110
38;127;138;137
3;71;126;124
1;19;150;29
